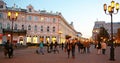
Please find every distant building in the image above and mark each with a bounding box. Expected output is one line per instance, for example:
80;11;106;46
92;21;120;40
0;0;79;45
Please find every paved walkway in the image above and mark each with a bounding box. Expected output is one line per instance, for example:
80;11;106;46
0;45;120;63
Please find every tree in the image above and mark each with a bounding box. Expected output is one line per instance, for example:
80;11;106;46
116;28;120;41
97;27;110;42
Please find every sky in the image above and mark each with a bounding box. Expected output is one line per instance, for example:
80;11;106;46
4;0;120;38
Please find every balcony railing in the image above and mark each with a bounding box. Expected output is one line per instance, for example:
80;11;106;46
3;28;27;34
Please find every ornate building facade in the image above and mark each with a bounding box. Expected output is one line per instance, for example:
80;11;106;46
92;21;120;41
0;0;77;45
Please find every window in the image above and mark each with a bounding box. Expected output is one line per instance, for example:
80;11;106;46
28;16;32;21
0;5;3;8
53;27;55;32
7;23;10;29
28;25;31;30
14;24;17;30
22;25;24;30
53;18;56;23
34;25;37;31
29;8;32;12
41;26;43;32
46;17;50;22
0;13;3;18
0;23;2;29
34;16;38;21
47;26;49;32
40;17;44;22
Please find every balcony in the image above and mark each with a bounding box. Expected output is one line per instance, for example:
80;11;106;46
3;28;27;34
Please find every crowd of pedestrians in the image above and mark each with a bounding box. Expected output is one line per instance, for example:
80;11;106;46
2;38;108;59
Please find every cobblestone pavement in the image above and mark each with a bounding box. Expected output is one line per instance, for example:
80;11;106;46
0;45;120;63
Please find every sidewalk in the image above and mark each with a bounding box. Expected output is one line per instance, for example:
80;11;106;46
0;45;120;63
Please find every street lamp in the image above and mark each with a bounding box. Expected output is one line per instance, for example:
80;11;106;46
7;11;18;43
58;31;62;43
103;0;119;61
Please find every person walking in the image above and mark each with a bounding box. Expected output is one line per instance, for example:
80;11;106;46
50;42;53;53
39;41;44;55
4;40;9;57
61;42;64;50
46;41;50;53
101;41;107;55
4;40;13;58
71;39;76;59
96;42;101;54
65;39;71;58
54;41;59;54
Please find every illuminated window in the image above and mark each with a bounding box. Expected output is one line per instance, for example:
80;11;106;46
40;17;44;22
33;36;37;43
27;37;31;43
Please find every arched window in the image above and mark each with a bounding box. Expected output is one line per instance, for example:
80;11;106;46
14;24;17;30
47;26;49;32
34;25;37;31
28;25;31;30
22;25;24;30
0;23;2;29
7;23;10;29
53;26;55;32
41;26;43;32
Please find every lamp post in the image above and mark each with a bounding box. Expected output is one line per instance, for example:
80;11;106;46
103;0;119;61
58;31;62;43
7;11;18;43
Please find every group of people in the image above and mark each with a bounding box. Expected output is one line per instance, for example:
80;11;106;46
95;40;107;55
3;40;14;58
36;40;60;55
64;38;91;59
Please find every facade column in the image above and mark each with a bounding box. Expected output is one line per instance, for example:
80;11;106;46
57;35;59;43
37;36;40;43
50;36;52;42
44;36;46;43
31;36;33;43
23;36;26;45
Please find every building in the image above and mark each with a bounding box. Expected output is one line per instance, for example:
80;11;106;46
92;21;120;40
0;0;78;45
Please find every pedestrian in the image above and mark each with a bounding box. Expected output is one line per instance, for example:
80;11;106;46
77;40;80;53
101;41;107;55
4;40;9;57
39;41;44;55
54;41;59;54
65;39;71;58
46;41;50;53
71;39;76;59
96;42;101;54
83;40;90;53
50;42;53;52
61;42;64;50
4;40;13;58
